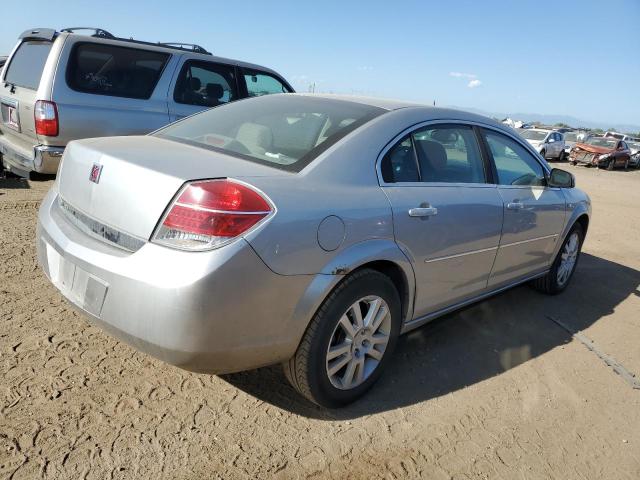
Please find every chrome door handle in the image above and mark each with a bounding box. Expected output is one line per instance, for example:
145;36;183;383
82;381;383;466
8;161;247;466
507;202;524;210
408;206;438;217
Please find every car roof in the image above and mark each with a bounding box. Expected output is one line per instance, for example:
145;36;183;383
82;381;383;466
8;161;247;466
292;93;507;127
59;32;285;78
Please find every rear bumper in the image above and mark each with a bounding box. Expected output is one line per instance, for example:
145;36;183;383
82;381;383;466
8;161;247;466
36;189;313;373
0;134;63;175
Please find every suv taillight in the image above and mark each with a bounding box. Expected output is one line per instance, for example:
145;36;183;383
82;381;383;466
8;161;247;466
152;179;273;251
34;100;59;136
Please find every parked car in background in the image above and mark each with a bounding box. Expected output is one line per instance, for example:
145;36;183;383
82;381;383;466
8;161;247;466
627;141;640;168
0;27;293;177
603;131;640;142
37;94;590;407
563;131;590;159
518;128;565;160
569;136;631;169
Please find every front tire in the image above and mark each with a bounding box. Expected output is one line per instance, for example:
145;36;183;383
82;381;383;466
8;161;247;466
607;158;615;170
531;223;584;295
284;269;401;407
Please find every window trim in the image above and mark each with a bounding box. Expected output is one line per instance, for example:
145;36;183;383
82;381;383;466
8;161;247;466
377;121;495;187
376;119;552;189
172;58;240;106
65;41;171;100
239;67;294;97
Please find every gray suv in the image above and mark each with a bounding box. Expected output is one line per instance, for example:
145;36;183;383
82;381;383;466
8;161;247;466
0;28;293;177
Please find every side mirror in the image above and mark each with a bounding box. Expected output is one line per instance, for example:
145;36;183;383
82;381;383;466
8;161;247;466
547;137;555;143
548;168;574;188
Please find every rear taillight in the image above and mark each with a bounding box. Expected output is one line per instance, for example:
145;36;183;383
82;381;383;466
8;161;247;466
152;179;273;251
34;100;59;136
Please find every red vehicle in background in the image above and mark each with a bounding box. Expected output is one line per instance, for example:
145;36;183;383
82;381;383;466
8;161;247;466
569;137;632;170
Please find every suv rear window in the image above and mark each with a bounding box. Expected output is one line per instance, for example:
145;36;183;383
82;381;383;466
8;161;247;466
156;95;384;172
66;43;169;99
4;41;53;90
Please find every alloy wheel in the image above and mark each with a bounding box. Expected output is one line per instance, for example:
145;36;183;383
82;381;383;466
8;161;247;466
557;232;579;287
325;295;391;390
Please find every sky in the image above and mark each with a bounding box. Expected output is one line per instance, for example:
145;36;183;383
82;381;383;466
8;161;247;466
2;0;639;129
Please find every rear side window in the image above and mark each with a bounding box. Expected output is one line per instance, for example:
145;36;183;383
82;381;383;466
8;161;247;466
4;41;53;90
173;60;238;107
243;70;291;97
66;43;169;99
381;124;486;184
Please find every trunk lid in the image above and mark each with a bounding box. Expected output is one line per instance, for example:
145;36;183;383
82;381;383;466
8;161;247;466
0;36;55;147
57;136;289;240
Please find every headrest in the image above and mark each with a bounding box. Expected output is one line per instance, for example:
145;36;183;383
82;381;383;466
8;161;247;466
414;139;447;173
189;77;201;91
205;83;224;99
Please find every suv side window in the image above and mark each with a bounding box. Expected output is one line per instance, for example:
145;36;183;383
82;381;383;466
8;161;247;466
66;43;169;99
483;129;546;187
243;70;291;97
381;124;486;184
174;60;238;107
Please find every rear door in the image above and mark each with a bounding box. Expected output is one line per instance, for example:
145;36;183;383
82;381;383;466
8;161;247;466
167;59;240;122
0;32;56;152
480;128;566;288
381;123;503;317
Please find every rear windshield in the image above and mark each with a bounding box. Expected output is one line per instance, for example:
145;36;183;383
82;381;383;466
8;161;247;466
156;95;385;172
66;43;169;99
4;41;53;90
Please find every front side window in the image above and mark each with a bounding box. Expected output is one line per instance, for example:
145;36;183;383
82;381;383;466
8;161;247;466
483;130;546;187
157;95;383;172
66;43;169;99
174;61;238;107
4;41;53;90
381;124;485;184
243;70;291;97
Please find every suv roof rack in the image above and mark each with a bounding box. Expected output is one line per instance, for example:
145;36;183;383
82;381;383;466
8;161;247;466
61;27;115;39
60;27;212;55
159;43;211;55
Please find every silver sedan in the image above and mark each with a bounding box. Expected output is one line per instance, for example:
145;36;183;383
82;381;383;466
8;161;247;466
37;94;591;407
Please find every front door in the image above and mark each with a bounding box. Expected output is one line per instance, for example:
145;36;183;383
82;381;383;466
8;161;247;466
480;128;566;288
381;124;504;317
168;59;240;122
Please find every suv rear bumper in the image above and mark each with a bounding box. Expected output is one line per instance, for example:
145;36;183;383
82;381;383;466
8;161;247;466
0;135;63;175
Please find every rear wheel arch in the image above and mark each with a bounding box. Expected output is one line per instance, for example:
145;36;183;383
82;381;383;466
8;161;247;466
350;260;410;323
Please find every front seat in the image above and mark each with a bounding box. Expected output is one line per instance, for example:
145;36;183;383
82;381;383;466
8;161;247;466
414;139;448;182
205;83;224;106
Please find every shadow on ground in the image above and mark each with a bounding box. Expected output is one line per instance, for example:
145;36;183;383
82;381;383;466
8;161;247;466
0;176;30;191
222;253;640;419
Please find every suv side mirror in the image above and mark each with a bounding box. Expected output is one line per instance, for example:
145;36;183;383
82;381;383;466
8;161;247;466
547;137;555;143
548;168;574;188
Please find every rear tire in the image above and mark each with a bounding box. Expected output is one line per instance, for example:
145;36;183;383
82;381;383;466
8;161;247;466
531;223;584;295
284;269;401;407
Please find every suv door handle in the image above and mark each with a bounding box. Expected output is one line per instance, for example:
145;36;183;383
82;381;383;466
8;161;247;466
506;202;524;210
408;206;438;217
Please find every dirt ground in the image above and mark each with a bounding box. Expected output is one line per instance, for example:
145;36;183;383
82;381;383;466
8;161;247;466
1;165;639;479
